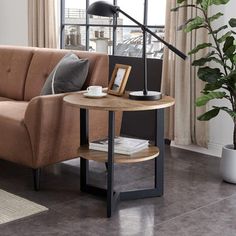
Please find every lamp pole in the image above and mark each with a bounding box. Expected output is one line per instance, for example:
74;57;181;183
143;0;148;96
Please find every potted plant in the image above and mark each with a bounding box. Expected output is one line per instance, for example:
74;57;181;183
172;0;236;183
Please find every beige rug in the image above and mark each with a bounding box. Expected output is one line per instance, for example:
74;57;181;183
0;189;48;224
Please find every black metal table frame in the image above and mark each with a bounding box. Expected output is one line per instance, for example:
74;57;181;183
79;108;164;218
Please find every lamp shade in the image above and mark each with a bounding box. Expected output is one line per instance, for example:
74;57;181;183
87;1;119;17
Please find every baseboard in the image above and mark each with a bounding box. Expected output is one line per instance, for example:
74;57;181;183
207;142;223;157
171;141;221;157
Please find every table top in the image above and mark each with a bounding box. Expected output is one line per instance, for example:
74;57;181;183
63;92;175;112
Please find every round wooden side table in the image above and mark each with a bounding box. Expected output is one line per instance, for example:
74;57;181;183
63;92;175;217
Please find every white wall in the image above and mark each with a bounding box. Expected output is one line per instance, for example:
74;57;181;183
0;0;28;46
208;0;235;156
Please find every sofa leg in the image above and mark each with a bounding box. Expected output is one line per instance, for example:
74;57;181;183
165;139;171;145
32;168;40;191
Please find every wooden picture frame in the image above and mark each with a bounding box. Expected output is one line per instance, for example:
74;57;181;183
108;64;132;96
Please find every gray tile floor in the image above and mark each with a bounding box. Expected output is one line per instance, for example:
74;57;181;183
0;146;236;236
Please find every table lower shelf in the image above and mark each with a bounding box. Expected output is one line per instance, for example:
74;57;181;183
78;145;159;163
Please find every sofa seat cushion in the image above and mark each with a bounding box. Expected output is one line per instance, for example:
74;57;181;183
0;97;14;102
0;101;33;166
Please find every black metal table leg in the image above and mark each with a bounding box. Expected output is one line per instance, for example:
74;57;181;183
80;108;89;192
107;111;115;217
32;168;40;191
155;108;164;195
78;107;165;217
119;108;164;200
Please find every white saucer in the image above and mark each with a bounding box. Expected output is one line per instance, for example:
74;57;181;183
83;92;107;98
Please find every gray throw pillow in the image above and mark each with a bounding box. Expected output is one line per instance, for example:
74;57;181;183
40;53;89;95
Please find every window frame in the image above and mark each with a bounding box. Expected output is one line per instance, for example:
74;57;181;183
60;0;165;56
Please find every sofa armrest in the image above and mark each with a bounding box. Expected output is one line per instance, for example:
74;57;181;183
24;93;80;167
24;93;122;168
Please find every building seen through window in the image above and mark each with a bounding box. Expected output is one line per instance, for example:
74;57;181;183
61;0;165;59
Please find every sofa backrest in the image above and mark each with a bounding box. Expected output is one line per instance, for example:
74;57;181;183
0;46;109;101
0;45;34;100
24;47;109;101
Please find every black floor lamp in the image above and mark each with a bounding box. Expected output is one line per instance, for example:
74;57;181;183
87;1;187;101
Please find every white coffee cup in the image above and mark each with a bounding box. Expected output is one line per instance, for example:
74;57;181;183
87;86;102;96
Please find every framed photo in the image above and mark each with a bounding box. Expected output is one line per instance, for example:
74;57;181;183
108;64;132;96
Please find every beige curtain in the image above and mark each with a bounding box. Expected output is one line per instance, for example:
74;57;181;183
162;0;208;147
28;0;58;48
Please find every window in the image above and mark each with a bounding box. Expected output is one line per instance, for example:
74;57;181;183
61;0;165;58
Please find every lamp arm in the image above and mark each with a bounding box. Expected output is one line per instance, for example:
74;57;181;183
118;9;187;60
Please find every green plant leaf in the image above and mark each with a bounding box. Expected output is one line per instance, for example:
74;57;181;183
192;58;209;66
217;31;232;43
192;57;212;66
222;70;236;85
213;106;236;118
177;18;196;30
192;56;225;66
233;54;236;62
204;82;223;91
212;25;228;34
225;45;236;58
223;36;236;58
201;0;212;10
222;70;236;91
229;18;236;27
198;66;222;83
171;5;196;12
197;108;220;121
192;51;216;66
210;57;226;66
212;0;230;5
177;0;187;3
223;36;234;52
196;0;203;4
184;16;205;32
188;43;212;55
196;91;226;106
208;12;223;22
200;0;229;11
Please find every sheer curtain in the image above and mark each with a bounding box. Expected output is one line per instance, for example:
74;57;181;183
161;0;208;147
28;0;58;48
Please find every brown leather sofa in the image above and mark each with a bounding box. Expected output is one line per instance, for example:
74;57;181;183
0;45;120;190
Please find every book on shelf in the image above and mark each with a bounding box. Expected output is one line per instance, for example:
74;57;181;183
89;136;149;155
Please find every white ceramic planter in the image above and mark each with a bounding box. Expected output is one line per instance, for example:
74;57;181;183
220;144;236;184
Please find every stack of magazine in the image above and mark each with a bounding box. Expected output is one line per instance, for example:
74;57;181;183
89;136;149;155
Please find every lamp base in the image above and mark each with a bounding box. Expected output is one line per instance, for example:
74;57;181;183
129;91;162;101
